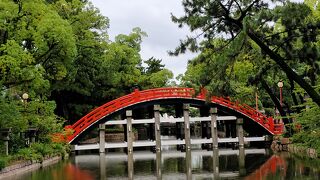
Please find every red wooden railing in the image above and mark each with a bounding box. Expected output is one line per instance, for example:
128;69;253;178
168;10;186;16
64;87;283;143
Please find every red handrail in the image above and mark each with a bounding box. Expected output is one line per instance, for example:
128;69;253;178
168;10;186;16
64;87;283;143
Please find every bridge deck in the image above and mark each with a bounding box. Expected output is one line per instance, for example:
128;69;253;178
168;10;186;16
105;116;237;125
75;136;266;151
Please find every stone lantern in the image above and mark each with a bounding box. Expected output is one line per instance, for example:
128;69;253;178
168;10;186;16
0;128;11;155
27;127;38;144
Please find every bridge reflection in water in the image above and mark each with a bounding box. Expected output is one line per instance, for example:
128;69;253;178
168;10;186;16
19;148;317;180
67;148;284;180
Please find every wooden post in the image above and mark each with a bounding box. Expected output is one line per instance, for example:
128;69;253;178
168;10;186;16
183;104;191;150
126;110;133;154
154;105;161;152
210;107;218;149
99;124;106;153
237;118;244;148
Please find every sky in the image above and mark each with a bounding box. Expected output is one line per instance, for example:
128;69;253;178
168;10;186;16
90;0;198;79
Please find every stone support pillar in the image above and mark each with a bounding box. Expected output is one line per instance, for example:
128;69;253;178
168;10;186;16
154;105;161;152
183;104;191;150
99;124;106;153
1;128;11;156
237;118;244;148
210;107;218;149
126;110;133;154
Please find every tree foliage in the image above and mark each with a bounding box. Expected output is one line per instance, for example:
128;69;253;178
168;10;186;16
172;0;320;107
0;0;174;156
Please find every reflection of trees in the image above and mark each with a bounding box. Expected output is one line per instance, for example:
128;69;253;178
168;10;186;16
162;158;185;173
134;160;153;174
219;155;239;172
245;154;270;173
106;161;126;176
286;154;320;179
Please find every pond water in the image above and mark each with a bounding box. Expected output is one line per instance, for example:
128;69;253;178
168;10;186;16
4;148;320;180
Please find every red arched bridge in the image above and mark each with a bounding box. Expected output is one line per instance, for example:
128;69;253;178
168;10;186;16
63;87;283;144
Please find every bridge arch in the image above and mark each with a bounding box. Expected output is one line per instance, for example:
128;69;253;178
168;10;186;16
65;87;283;144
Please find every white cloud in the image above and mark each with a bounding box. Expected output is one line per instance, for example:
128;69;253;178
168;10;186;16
90;0;198;78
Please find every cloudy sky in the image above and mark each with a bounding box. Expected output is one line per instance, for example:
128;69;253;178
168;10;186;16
90;0;198;78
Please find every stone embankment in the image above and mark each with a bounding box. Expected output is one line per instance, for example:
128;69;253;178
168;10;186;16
0;156;61;179
271;137;318;159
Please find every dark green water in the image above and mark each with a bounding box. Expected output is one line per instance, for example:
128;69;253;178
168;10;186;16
4;149;320;180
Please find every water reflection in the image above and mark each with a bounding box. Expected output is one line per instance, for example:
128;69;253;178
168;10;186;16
239;147;246;176
156;151;162;180
212;148;219;179
127;152;134;180
62;163;94;180
186;150;192;180
7;149;320;180
99;153;106;180
244;154;286;180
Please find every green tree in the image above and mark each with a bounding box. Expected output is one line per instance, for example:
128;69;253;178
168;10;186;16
171;0;320;106
144;57;165;74
139;57;173;89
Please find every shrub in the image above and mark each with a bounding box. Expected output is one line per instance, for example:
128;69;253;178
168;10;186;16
292;106;320;154
31;143;53;157
9;134;27;154
17;148;42;161
0;157;8;170
0;141;68;169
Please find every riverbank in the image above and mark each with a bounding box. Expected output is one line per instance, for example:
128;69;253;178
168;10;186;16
0;156;61;179
287;144;318;158
271;137;318;159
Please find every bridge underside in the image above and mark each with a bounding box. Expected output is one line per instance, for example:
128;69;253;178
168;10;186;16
70;98;271;144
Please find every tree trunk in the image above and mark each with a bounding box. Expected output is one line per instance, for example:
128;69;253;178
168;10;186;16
247;29;320;107
288;77;302;113
289;78;298;106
